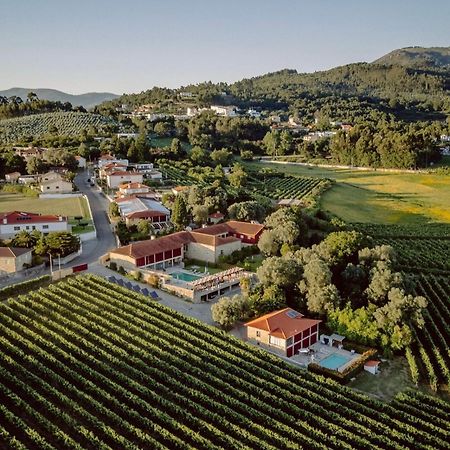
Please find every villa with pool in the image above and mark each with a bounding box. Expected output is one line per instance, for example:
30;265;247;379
245;308;360;372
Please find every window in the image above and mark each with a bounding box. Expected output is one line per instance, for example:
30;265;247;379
286;337;293;347
46;186;50;190
269;335;284;347
256;331;261;337
32;226;36;230
26;226;29;230
14;226;20;231
43;225;49;229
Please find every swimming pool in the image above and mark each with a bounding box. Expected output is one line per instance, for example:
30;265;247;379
171;272;201;282
319;353;351;371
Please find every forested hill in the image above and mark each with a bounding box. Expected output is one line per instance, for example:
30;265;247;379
373;46;450;69
0;88;118;109
98;52;450;122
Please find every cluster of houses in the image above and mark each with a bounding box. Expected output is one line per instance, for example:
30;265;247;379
97;154;162;189
5;170;74;195
108;220;264;270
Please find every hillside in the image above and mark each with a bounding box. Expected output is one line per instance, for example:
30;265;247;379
99;51;450;123
374;46;450;69
0;111;116;143
0;88;119;109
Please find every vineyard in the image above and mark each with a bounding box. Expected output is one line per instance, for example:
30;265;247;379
0;112;116;143
251;175;331;201
406;273;450;391
353;223;450;273
0;274;449;449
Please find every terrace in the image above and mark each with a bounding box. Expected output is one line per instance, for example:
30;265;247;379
161;266;251;303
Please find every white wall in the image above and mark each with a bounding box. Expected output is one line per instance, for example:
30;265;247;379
0;220;69;239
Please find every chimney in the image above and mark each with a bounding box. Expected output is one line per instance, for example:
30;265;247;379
2;218;7;225
58;216;63;222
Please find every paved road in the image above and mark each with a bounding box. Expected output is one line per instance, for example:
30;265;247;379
71;170;116;266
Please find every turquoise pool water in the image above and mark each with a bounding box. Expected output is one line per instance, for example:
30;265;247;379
172;272;201;282
319;354;351;371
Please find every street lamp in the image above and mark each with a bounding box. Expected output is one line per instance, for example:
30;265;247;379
48;253;53;276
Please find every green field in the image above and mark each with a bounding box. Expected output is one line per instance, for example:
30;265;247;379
0;274;449;449
0;193;90;219
247;162;450;224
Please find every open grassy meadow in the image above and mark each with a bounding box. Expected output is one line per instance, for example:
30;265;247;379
247;161;450;224
0;193;91;219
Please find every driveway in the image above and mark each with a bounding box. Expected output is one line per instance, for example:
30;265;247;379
89;263;215;325
70;170;116;266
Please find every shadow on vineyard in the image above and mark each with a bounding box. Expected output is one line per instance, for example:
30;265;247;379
0;274;449;449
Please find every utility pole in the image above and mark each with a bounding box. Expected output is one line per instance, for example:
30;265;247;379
49;253;53;276
58;254;61;271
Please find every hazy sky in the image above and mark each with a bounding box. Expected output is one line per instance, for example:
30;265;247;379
1;0;449;94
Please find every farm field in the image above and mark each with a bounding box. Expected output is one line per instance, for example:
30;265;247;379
410;273;450;392
253;176;330;201
0;193;90;219
0;274;449;449
246;161;450;224
0;112;115;143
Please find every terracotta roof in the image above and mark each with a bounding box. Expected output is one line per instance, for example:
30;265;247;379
6;172;21;177
99;154;115;160
118;182;148;190
110;231;192;259
209;212;224;218
107;171;143;177
0;247;32;258
190;231;239;247
127;210;169;219
364;360;380;367
226;220;264;236
0;211;67;224
194;221;264;237
245;308;321;339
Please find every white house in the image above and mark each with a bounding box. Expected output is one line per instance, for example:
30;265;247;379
116;132;139;139
118;182;153;196
98;154;129;168
364;360;381;375
247;109;261;118
5;172;21;183
116;195;171;228
75;155;87;168
106;171;144;189
40;179;73;194
210;105;238;117
0;211;69;239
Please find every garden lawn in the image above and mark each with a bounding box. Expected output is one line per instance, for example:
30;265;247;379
0;193;91;219
246;161;450;224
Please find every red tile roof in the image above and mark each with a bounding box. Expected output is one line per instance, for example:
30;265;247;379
364;360;380;367
107;171;142;177
209;212;225;218
0;247;32;258
245;308;321;339
127;210;169;219
110;231;192;259
194;221;264;237
118;182;148;190
0;211;67;224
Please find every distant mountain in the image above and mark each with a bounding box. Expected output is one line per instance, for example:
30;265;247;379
0;88;119;109
373;46;450;69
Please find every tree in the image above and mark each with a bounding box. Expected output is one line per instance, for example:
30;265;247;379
279;130;293;155
257;230;279;256
192;205;209;225
228;201;266;222
190;146;210;165
26;156;46;175
109;202;120;217
228;163;247;188
127;142;139;162
257;256;302;288
317;231;366;266
154;121;172;137
211;295;249;328
4;153;26;174
171;195;189;229
262;130;281;156
170;138;182;156
45;232;80;257
365;261;403;304
211;148;232;166
250;285;287;316
137;219;151;236
11;231;34;248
